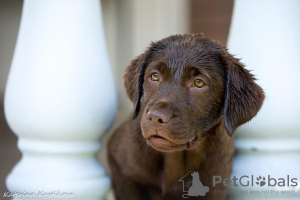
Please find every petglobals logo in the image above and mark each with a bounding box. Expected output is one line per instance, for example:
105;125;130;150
178;173;298;198
213;175;298;187
179;171;209;198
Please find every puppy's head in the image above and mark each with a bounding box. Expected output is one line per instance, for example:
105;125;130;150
124;34;264;152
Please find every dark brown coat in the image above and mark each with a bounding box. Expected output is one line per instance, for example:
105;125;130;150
108;34;264;200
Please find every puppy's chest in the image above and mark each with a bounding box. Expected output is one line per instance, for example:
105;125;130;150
126;152;164;187
126;150;203;190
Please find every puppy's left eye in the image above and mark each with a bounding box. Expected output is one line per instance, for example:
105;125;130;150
193;79;205;88
151;73;160;81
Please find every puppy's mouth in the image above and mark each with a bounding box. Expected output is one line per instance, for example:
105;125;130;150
146;134;198;152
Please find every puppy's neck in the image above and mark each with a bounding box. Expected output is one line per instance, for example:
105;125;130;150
161;122;231;193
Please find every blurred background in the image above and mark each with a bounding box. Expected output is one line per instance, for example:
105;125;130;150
0;0;234;198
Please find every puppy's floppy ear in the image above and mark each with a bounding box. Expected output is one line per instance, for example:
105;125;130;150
124;52;150;119
222;54;265;136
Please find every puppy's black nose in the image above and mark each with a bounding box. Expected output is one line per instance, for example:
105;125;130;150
147;109;171;124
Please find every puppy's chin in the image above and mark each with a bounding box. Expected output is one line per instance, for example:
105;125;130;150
143;132;198;152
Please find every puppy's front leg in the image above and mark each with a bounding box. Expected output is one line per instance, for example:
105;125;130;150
108;154;152;200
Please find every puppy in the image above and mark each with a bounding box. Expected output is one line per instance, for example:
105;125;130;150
108;34;264;200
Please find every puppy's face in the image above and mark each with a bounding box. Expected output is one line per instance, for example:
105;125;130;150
140;45;225;152
124;34;264;152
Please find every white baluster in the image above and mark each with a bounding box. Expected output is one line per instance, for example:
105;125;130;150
228;0;300;199
4;0;117;199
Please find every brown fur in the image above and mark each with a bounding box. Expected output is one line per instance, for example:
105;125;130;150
108;34;264;200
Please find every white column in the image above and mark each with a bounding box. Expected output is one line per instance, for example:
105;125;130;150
228;0;300;199
4;0;117;199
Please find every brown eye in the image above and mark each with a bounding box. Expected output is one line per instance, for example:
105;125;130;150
151;73;159;81
193;79;205;88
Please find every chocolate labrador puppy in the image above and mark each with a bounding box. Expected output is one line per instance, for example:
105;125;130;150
108;34;264;200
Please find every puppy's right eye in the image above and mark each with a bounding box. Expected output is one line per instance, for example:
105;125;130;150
193;79;205;88
151;73;159;81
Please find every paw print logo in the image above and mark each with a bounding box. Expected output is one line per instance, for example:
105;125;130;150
256;176;266;186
